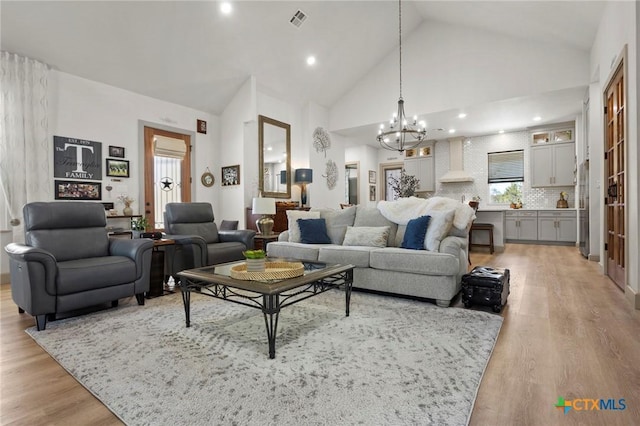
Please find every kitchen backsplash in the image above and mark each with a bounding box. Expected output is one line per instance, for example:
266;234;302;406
428;130;575;209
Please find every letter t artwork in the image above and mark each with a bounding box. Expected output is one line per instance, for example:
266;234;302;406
53;136;102;181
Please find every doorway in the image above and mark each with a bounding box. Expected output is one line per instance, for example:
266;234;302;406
143;127;191;231
604;59;626;290
345;162;359;205
380;162;403;201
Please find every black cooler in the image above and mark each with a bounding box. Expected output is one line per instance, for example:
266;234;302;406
461;266;510;313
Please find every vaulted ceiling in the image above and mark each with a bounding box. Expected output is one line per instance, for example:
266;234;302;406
1;1;607;139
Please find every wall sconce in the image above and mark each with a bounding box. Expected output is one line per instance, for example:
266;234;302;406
294;168;313;207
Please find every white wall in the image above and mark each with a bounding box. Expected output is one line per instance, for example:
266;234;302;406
329;20;590;132
589;1;638;298
48;71;218;214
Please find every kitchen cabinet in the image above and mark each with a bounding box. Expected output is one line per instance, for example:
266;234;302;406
505;211;538;241
538;210;577;242
531;128;574;145
531;142;575;187
403;145;434;191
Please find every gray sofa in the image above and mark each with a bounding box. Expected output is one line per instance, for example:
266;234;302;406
5;202;153;330
266;204;470;307
164;202;255;273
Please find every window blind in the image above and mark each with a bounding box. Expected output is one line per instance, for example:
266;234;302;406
154;135;186;159
488;150;524;183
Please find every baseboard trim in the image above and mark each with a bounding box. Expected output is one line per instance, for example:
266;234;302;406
588;254;600;262
625;285;640;310
0;272;10;285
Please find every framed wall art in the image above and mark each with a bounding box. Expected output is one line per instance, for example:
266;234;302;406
369;185;376;201
109;145;125;158
54;180;102;200
54;136;102;180
106;159;130;178
368;170;376;184
222;165;240;186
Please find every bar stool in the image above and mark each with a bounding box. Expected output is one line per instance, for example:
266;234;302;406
469;222;495;254
468;201;494;255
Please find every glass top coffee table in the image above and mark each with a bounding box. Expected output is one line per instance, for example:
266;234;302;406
177;259;354;359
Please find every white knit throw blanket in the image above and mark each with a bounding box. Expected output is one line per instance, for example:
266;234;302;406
377;196;476;230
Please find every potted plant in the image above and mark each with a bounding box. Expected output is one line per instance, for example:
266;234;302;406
243;249;266;272
469;196;481;210
388;170;420;198
131;216;150;238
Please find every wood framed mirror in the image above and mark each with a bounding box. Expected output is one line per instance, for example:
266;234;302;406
258;115;291;198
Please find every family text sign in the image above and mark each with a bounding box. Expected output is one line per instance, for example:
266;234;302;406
54;136;102;180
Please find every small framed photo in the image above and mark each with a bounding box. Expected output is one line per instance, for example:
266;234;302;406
109;145;125;158
222;165;240;186
368;170;376;184
369;185;376;201
55;180;102;200
106;159;130;178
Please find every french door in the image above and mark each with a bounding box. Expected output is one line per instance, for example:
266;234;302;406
604;61;626;289
143;127;191;231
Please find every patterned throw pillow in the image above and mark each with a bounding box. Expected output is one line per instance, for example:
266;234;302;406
401;215;431;250
287;210;321;242
342;226;390;248
298;218;332;244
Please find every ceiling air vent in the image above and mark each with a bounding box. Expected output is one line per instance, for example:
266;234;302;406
289;10;307;28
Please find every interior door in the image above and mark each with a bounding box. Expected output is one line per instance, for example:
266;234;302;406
604;62;625;289
144;127;191;231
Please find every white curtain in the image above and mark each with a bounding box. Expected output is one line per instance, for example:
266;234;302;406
0;51;51;242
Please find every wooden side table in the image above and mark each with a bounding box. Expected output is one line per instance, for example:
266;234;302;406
253;233;280;251
147;239;175;298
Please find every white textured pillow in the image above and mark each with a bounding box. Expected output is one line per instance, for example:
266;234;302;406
287;210;321;242
424;209;455;251
342;226;390;248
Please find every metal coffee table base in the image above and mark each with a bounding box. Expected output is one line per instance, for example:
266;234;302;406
179;268;353;359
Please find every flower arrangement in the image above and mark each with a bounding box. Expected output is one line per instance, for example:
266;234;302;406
131;216;150;231
117;195;134;207
388;170;420;198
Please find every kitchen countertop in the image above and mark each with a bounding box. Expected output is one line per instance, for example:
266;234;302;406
477;207;577;212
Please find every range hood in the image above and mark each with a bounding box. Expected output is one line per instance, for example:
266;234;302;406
439;137;474;183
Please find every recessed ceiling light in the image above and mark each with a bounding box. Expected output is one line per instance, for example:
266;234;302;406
306;56;316;66
448;129;456;134
498;129;505;134
220;2;232;14
533;116;542;121
458;113;467;119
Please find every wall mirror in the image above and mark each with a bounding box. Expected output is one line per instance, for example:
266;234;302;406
259;115;291;198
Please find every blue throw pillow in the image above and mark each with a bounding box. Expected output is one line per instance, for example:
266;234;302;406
297;218;332;244
401;215;431;250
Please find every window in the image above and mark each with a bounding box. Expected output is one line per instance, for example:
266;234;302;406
488;150;523;204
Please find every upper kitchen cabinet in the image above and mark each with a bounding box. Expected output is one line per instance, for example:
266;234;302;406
404;144;435;192
530;125;576;187
531;142;576;187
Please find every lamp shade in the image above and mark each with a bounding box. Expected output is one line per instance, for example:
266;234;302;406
252;197;276;215
294;168;313;184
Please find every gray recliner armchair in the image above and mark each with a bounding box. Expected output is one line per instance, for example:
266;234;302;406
164;202;255;272
4;201;154;330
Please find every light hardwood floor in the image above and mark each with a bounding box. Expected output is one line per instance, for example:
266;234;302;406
1;244;639;425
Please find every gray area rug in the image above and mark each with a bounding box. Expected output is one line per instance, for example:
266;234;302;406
27;290;502;426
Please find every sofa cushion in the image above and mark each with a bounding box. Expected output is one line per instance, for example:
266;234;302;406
266;241;327;261
369;248;459;275
424;209;455;251
401;215;431;250
342;226;390;248
318;245;376;268
298;218;332;244
287;210;321;242
318;206;357;244
354;206;398;246
57;256;136;295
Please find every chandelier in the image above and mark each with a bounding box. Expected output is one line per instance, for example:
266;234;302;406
377;0;427;152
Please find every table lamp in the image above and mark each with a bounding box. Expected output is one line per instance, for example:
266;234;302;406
252;196;276;235
294;168;313;206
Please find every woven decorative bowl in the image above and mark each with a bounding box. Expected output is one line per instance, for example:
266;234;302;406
230;261;304;281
